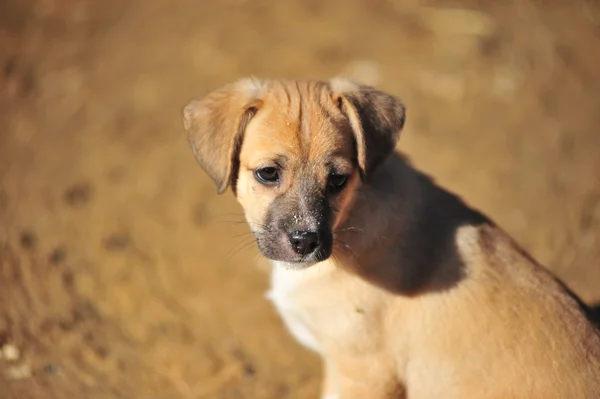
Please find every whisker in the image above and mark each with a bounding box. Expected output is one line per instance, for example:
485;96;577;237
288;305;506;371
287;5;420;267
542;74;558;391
209;220;249;226
333;238;358;262
332;245;360;269
333;238;354;252
212;213;246;218
231;231;255;239
227;236;257;257
247;222;268;230
221;236;258;266
333;228;364;236
334;226;364;232
234;239;259;255
252;252;268;268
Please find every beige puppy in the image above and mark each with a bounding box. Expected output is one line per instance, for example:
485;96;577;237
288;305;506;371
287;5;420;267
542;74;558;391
183;78;600;398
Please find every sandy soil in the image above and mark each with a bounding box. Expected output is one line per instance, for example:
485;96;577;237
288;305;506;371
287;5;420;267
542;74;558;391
1;0;599;398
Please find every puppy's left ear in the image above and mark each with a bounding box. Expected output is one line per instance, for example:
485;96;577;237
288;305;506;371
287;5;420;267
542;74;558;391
330;77;406;178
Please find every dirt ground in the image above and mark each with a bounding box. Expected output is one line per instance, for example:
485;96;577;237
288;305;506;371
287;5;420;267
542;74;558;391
1;0;599;398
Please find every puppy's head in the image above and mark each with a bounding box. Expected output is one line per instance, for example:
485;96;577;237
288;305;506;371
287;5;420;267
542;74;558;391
183;78;405;267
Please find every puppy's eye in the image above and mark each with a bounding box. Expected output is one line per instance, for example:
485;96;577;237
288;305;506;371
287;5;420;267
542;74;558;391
255;167;280;185
328;174;348;193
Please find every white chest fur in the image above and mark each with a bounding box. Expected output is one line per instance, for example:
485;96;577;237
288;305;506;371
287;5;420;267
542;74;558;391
265;260;383;356
265;261;326;354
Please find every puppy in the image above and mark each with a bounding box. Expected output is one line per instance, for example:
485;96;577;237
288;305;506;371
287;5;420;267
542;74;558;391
183;78;600;398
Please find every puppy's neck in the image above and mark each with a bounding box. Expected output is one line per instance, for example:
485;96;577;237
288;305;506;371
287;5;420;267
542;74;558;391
334;152;489;296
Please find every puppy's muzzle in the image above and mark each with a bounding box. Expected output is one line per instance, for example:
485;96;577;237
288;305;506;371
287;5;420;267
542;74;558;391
260;187;334;263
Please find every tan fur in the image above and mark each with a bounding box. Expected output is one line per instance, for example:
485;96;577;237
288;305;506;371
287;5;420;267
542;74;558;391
184;78;600;398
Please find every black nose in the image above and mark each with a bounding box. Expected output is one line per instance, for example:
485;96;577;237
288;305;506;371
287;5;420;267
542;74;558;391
289;230;320;256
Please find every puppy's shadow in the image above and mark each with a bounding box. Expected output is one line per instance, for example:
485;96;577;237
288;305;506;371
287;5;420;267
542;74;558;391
587;303;600;328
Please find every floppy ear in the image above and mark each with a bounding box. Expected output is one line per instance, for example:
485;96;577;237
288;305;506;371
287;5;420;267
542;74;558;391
183;78;264;194
329;77;406;177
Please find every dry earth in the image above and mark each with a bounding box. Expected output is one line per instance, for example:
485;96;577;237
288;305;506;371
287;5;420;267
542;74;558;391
1;0;600;398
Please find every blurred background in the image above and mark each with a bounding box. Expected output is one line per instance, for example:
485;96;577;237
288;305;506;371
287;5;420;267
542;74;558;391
1;0;599;398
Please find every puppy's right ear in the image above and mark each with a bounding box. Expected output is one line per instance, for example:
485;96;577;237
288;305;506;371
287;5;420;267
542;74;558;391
183;78;264;194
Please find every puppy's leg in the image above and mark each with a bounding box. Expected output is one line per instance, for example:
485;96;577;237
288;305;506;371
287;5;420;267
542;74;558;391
321;359;339;399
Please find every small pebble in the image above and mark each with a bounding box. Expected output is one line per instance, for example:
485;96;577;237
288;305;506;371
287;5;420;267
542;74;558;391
49;246;67;264
5;364;32;380
64;182;92;207
19;231;36;249
104;232;131;251
2;344;20;361
43;363;62;374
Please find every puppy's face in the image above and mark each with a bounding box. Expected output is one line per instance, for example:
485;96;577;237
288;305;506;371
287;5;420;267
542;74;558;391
236;85;360;264
184;78;405;267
